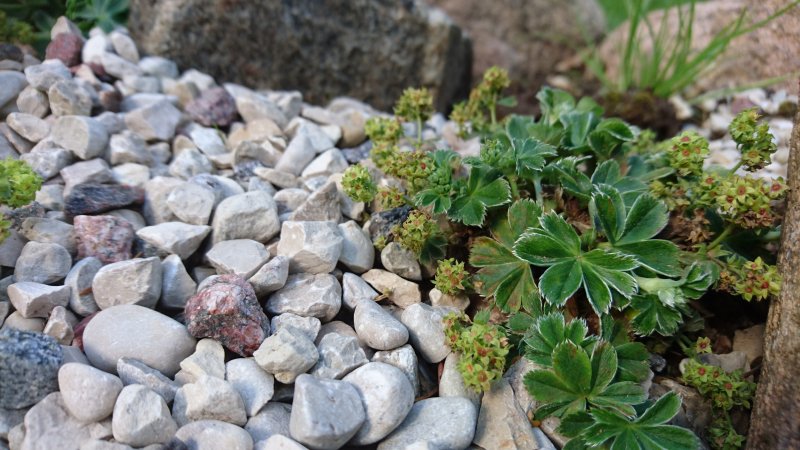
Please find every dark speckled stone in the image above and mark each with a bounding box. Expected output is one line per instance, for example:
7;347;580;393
64;184;144;217
0;329;63;408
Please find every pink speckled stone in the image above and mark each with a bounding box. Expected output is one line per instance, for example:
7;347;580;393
184;274;270;356
73;215;135;264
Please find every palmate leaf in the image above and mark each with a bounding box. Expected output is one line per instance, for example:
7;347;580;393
470;200;541;314
524;341;646;419
600;319;650;383
448;166;511;226
629;295;684;336
524;312;594;366
588;118;635;159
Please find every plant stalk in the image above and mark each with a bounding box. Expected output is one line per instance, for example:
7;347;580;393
509;176;520;200
416;116;423;147
707;223;736;251
533;175;544;205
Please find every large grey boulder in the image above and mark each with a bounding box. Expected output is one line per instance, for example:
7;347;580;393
128;0;471;111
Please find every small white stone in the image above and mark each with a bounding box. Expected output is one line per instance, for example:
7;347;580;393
58;362;123;423
183;375;247;426
226;358;275;417
112;384;177;447
180;338;226;381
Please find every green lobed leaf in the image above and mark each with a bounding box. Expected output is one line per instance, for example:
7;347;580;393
590;342;618;393
617;194;669;245
630;295;684;336
590;185;627;244
448;166;511;226
614;240;681;277
539;260;583;306
524;312;591;367
553;341;593;399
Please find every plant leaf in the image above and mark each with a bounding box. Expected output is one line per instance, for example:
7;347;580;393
524;312;591;367
614;240;681;277
540;260;583;306
617;194;669;245
630;295;684;336
448;166;511;226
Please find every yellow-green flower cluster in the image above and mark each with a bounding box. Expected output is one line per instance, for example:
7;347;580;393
698;175;786;228
0;158;42;242
394;87;434;126
434;258;469;295
667;131;709;176
341;164;376;203
377;186;405;209
451;66;511;136
443;312;509;392
729;108;777;171
392;209;436;256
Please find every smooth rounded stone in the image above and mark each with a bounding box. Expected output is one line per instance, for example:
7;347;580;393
343;362;415;445
300;148;348;178
49;80;92;116
1;311;45;333
185;274;270;357
180;338;225;382
0;231;26;269
174;420;254;450
211;191;280;244
51;116;109;160
371;344;420;396
342;272;379;310
248;255;289;297
377;397;478;450
337;221;374;274
166;182;216;225
256;435;308;450
160;254;197;310
733;323;765;364
473;377;537;450
311;332;368;379
73;214;135;263
92;257;162;309
16;392;108;450
124;100;182;141
82;304;196;377
136;222;211;260
400;303;450;364
58;362;123;423
80;439;137;450
245;402;292;443
144;176;183;224
226;357;274;417
108;131;150;165
0;329;62;408
226;85;287;127
109;31;139;62
43;305;75;344
169;147;213;180
380;243;422;281
18;217;76;255
101;50;142;78
361;269;421;308
428;288;469;312
274;132;315;176
16;86;49;118
289;181;342;222
82;33;111;64
22;145;74;180
116;357;179;404
13;241;72;284
24;59;70;91
186;87;238;127
277;221;343;274
7;282;69;319
354;299;409;351
65;184;145;217
255;167;299;189
266;273;341;322
439;353;480;408
206;240;269;278
6;113;50;142
139;56;178;78
188;125;227;157
182;375;247;425
270;313;321;343
253;327;318;384
289;374;365;450
112;384;178;447
0;70;27;107
274;189;309;214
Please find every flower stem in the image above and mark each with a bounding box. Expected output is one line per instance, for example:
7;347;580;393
707;223;736;251
509;176;520;200
416;116;423;147
728;160;744;176
533;175;544;205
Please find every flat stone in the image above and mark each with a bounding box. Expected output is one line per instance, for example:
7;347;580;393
42;305;75;344
24;60;70;91
112;384;177;447
362;269;421;308
226;84;287;127
48;80;92;116
13;241;72;284
124;100;182;141
65;184;144;217
290;180;341;222
183;375;247;426
180;338;226;381
82;304;196;377
136;222;211;259
51;116;109;160
7;282;69;319
0;329;62;408
400;303;450;363
160;254;197;310
439;352;480;408
300;148;348;178
277;221;343;274
174;420;254;450
266;273;341;322
6;113;50;142
473;377;537;450
112;163;151;187
92;257;162;309
206;240;269;278
429;288;469;311
371;344;420;397
289;374;365;450
110;31;140;63
169;146;213;179
188;125;227;156
144;176;183;224
211;191;280;244
73;214;135;263
101;50;142;78
226;357;274;417
381;243;422;281
185;274;270;356
248;255;289;297
253;327;318;384
166;182;216;225
58;362;122;423
311;332;368;379
354;299;409;351
16;392;103;450
35;184;65;211
255;167;299;189
21;144;74;180
0;71;27;107
270;313;321;343
256;435;308;450
245;402;292;443
343;362;415;445
18;217;76;256
377;397;478;450
342;272;379;310
60;159;113;192
0;311;45;333
116;357;179;404
337;221;374;274
108;130;150;165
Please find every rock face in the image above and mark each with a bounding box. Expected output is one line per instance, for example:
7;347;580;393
128;0;471;111
598;0;800;94
429;0;605;111
0;329;63;408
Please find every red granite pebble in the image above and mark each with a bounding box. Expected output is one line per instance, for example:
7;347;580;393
73;215;135;264
45;33;83;67
185;87;238;127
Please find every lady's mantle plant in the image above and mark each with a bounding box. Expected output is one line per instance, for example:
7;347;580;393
0;158;43;242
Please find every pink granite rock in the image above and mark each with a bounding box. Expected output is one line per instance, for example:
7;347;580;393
185;87;238;127
46;33;83;67
73;215;135;263
184;274;269;356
